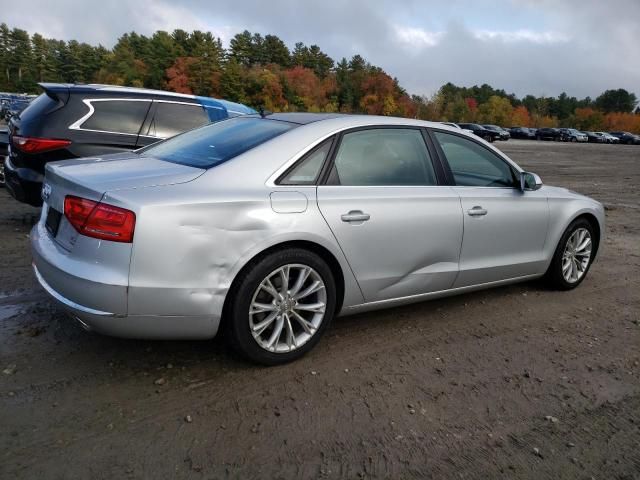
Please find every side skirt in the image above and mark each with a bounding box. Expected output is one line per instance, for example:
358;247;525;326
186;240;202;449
339;273;543;316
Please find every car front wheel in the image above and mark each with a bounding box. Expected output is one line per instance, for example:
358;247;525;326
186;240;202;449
226;248;336;365
545;218;596;290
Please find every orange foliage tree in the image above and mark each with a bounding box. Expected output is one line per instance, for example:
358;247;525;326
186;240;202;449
165;57;197;94
604;112;640;133
510;106;531;127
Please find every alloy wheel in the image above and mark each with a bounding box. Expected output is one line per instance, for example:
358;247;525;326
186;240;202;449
249;264;327;353
562;228;592;283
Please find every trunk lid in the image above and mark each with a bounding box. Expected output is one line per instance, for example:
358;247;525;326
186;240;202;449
45;152;205;195
41;153;204;251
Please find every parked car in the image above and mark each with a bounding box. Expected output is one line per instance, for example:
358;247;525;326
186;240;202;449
0;126;8;186
4;83;256;206
457;123;499;142
584;131;606;143
482;124;510;141
609;131;640;145
0;98;10;118
439;122;474;135
595;132;620;144
31;114;604;365
582;132;607;143
509;127;536;140
558;128;588;143
4;98;31;121
535;127;564;141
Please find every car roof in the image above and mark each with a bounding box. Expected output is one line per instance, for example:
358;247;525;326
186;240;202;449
249;113;466;132
38;83;257;115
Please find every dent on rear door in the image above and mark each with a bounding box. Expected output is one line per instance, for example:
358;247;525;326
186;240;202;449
317;186;464;302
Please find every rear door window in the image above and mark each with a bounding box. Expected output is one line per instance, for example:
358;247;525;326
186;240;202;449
148;102;210;139
279;139;333;185
330;128;437;186
81;100;150;135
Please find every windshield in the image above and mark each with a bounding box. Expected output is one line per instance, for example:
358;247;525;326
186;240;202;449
140;116;296;169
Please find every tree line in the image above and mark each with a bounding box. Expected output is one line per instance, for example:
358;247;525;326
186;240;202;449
1;24;639;132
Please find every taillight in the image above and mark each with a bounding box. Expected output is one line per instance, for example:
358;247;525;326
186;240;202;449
12;135;71;154
64;196;136;243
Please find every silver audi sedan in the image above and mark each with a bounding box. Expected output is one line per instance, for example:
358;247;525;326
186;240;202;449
31;113;604;364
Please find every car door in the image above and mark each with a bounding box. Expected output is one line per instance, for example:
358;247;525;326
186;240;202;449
430;129;549;288
317;127;463;303
137;101;212;147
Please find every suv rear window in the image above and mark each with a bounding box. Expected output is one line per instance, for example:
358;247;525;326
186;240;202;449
147;102;210;139
140;117;296;169
16;93;60;124
81;100;151;135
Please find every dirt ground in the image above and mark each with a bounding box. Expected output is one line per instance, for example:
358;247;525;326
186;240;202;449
1;141;639;479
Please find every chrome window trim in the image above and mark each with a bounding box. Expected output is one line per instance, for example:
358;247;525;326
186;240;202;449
68;98;153;136
68;98;223;137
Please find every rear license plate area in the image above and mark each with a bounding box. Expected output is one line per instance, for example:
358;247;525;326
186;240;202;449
45;207;62;237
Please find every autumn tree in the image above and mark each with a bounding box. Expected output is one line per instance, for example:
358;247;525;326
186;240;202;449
1;23;639;134
510;105;531;127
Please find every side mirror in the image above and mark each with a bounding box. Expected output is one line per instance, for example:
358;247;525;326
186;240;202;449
520;171;543;191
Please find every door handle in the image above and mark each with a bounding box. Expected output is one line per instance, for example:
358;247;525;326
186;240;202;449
467;206;488;216
341;210;370;223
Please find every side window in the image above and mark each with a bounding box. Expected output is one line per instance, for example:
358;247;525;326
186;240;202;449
81;100;150;135
331;129;437;186
433;131;516;187
149;102;210;139
279;139;332;185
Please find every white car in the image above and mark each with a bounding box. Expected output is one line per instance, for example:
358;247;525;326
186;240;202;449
595;132;620;144
439;122;475;135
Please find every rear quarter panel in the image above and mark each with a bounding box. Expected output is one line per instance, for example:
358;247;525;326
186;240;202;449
109;179;363;319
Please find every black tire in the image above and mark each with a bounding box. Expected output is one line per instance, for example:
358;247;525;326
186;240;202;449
225;248;337;365
544;218;596;290
536;136;542;141
571;137;577;143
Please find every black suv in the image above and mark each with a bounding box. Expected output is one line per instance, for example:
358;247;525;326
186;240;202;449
482;124;510;141
609;131;640;145
535;127;565;141
3;83;255;206
457;123;499;142
509;127;536;140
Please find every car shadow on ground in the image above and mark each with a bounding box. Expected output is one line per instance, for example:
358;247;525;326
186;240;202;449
4;278;550;377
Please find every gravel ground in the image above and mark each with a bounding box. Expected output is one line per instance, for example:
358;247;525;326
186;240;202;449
1;140;639;479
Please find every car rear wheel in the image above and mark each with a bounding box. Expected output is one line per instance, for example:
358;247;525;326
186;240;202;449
226;248;336;365
545;218;596;290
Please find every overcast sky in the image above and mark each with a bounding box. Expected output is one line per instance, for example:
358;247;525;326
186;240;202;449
4;0;639;99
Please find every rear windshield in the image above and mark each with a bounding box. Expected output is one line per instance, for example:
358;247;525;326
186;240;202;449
140;116;295;168
16;93;59;124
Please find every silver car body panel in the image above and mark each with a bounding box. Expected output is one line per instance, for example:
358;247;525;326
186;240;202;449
31;115;605;339
317;185;463;302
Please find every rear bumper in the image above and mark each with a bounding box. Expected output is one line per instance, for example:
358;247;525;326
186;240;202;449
4;156;43;205
34;263;219;339
31;222;221;340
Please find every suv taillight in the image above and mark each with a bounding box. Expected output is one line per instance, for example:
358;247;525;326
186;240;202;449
64;196;136;243
12;136;71;154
